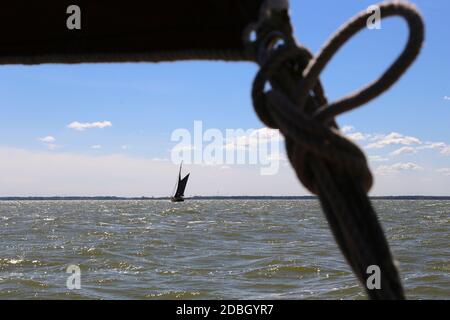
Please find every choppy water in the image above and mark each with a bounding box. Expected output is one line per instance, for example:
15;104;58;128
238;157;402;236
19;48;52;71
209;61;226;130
0;200;448;300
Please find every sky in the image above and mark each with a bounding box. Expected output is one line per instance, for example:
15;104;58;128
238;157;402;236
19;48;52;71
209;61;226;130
0;0;449;197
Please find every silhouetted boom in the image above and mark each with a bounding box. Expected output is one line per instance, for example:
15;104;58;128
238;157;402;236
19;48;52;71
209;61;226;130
0;1;263;65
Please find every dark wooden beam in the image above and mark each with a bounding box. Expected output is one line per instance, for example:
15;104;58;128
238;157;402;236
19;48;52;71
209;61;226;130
0;1;262;64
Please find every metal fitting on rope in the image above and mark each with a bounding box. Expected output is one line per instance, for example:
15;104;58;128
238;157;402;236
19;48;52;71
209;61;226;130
243;0;295;65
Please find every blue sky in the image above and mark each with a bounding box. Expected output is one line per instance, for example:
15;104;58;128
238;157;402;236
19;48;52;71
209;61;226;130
0;0;449;196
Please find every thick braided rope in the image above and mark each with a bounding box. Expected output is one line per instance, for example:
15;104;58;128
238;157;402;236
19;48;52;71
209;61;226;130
251;2;424;299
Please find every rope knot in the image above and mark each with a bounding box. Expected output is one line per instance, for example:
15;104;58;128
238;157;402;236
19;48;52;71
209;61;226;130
252;45;372;194
251;2;424;196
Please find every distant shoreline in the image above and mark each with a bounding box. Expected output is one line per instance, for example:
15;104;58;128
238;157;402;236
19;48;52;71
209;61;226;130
1;196;450;201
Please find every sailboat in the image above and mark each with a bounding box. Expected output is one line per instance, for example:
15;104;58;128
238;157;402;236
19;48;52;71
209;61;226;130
171;162;190;202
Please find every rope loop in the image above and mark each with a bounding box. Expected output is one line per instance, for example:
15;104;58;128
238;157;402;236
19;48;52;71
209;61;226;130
301;2;425;123
252;2;424;195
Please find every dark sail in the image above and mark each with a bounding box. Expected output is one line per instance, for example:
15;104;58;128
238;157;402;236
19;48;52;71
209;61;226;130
171;162;189;202
175;174;190;198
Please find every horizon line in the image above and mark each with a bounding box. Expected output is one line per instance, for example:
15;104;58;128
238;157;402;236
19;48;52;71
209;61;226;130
1;195;450;200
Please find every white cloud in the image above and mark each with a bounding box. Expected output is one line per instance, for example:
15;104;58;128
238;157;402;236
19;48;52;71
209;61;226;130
38;136;56;143
91;145;102;149
369;155;389;162
365;132;421;149
37;136;60;150
347;132;370;141
440;146;450;155
418;142;446;150
340;125;372;142
67;121;112;131
390;146;417;156
417;142;450;155
341;125;355;134
251;127;284;142
436;168;450;176
224;128;283;150
340;125;370;141
444;96;450;101
121;145;129;150
172;127;283;154
375;162;423;176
